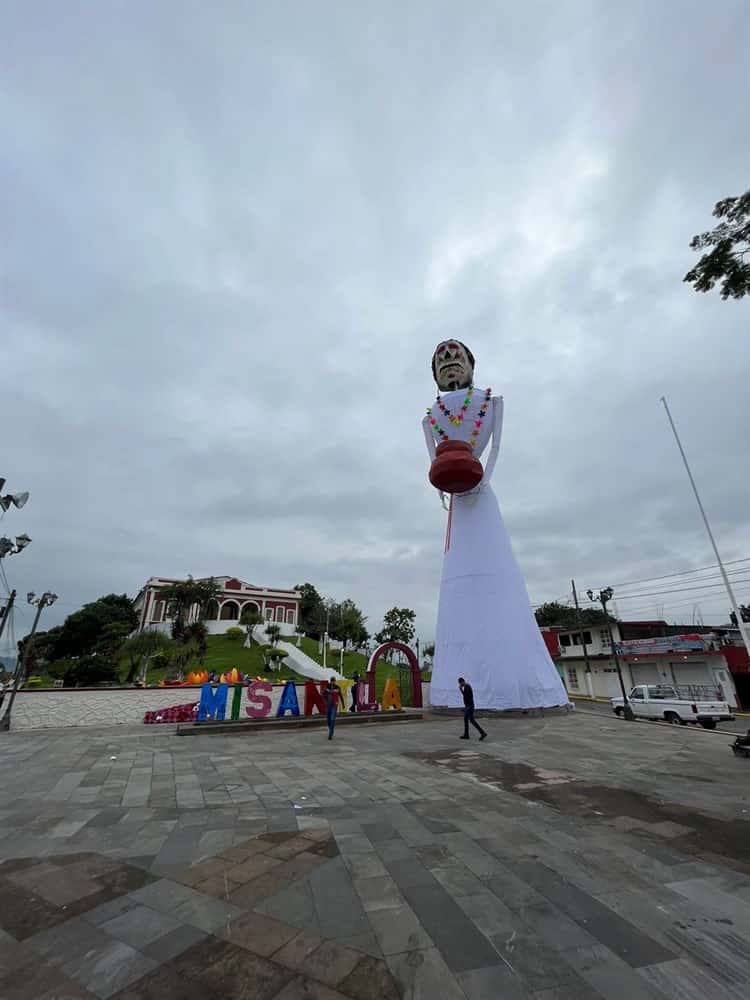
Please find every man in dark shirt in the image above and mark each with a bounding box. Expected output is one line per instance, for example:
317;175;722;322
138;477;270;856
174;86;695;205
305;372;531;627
323;677;341;740
458;677;487;740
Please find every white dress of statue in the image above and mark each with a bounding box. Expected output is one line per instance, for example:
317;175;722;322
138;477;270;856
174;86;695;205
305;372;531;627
423;341;569;710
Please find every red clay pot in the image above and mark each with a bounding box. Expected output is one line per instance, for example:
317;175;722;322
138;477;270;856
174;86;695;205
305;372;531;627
429;439;483;494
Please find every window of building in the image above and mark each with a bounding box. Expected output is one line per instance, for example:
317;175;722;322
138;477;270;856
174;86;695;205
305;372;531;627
560;634;571;647
151;600;165;622
582;631;592;644
571;633;581;646
566;668;579;687
600;630;611;647
286;609;295;624
265;607;274;621
219;601;239;621
275;606;285;622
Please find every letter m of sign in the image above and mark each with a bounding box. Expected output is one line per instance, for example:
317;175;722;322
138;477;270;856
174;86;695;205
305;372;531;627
197;683;229;721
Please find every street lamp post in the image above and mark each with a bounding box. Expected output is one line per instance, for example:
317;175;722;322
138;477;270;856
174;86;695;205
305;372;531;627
0;590;17;645
587;587;635;721
0;591;58;732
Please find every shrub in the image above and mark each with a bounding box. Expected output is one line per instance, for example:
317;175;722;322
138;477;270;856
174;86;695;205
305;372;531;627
63;656;120;687
225;627;245;642
25;676;44;688
266;648;288;661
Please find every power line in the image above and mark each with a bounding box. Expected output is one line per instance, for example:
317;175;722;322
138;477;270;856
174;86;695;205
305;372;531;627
611;556;750;590
614;577;750;600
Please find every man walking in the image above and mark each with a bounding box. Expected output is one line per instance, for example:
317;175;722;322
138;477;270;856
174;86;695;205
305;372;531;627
458;677;487;740
324;676;341;740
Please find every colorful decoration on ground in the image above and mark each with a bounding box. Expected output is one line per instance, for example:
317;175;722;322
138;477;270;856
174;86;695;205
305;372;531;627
144;702;198;724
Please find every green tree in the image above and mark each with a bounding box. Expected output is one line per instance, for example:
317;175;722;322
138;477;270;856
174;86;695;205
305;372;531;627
534;602;608;628
119;630;174;683
332;599;369;652
684;189;750;299
52;594;138;660
375;607;416;647
16;625;63;675
294;583;325;637
62;655;120;688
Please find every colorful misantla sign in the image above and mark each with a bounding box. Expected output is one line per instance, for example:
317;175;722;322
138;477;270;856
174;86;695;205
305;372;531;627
197;677;403;722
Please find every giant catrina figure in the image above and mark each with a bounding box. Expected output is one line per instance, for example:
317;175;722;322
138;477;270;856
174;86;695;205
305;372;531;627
423;341;569;710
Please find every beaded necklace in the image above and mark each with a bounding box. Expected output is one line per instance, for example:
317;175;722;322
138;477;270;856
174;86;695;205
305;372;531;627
427;387;492;451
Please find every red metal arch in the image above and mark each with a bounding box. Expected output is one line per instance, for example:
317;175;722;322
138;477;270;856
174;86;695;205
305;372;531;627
366;642;423;708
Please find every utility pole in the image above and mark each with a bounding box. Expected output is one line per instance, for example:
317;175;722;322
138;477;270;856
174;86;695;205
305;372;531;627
322;605;330;672
661;396;750;659
588;587;634;721
0;590;16;644
571;580;592;695
0;590;58;732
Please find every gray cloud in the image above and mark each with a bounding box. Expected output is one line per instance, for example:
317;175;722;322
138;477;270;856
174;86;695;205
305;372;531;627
2;1;749;652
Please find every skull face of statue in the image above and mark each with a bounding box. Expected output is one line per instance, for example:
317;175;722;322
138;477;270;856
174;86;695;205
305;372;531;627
432;341;475;391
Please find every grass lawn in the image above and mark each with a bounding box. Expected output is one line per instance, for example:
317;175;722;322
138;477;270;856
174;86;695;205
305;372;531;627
123;635;307;686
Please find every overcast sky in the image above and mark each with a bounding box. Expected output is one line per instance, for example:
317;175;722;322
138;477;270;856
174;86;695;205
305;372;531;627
2;1;749;651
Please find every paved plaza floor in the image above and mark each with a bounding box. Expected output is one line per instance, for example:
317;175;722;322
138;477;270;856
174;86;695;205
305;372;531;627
0;711;749;999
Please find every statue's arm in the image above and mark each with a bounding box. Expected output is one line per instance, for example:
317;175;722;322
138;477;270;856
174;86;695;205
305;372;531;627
423;415;449;510
422;415;437;461
482;395;504;482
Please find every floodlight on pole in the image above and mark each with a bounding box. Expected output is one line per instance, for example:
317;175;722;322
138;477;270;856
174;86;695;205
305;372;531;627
0;535;32;558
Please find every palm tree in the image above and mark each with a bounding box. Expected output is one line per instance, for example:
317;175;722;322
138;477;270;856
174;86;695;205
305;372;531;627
240;607;264;646
119;630;175;684
266;623;282;647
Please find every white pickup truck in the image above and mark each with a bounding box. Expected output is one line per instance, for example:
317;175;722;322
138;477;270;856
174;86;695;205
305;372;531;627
612;684;734;729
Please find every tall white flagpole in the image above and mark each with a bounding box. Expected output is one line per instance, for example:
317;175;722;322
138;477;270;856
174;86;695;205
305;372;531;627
660;396;750;658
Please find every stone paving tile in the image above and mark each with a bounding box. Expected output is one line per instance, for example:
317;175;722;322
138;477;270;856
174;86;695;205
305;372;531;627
272;929;326;971
456;964;530;1000
298;939;361;986
399;880;500;973
352;874;403;912
0;932;39;979
255;878;323;935
273;977;351;1000
64;937;158;998
387;946;466;1000
217;911;299;957
171;937;294;998
338;954;400;1000
0;878;70;940
0;960;99;999
365;903;433;955
111;962;216;999
99;904;184;950
141;922;207;962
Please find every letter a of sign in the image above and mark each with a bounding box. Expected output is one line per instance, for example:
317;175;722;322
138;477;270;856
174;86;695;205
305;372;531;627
197;683;229;721
381;678;402;711
276;680;300;717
